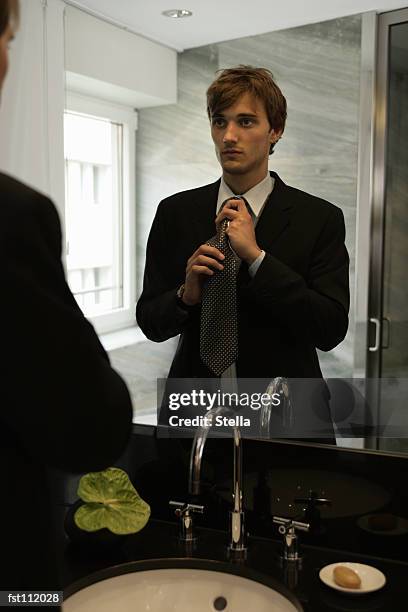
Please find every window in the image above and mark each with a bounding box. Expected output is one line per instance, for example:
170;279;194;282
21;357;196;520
64;93;137;334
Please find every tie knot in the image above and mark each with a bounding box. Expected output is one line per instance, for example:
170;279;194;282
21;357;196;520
221;195;252;215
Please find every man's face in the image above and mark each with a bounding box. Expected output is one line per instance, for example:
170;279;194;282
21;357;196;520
210;91;281;179
0;25;14;93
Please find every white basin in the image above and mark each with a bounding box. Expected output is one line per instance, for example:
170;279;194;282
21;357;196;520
64;564;301;612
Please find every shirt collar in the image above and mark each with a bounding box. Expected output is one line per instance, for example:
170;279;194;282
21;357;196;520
216;172;275;217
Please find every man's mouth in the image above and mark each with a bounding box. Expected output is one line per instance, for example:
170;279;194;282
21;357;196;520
222;149;242;156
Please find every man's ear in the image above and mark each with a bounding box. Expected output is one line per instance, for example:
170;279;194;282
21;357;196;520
270;128;283;145
268;128;283;155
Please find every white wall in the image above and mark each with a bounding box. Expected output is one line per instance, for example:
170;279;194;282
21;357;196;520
64;6;177;107
0;0;66;217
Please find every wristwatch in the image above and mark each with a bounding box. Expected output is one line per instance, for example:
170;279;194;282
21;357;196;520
176;283;186;300
176;283;194;311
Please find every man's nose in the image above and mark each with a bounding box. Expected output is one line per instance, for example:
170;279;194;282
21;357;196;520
222;122;238;144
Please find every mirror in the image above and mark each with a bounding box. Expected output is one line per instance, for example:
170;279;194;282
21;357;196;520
61;7;408;455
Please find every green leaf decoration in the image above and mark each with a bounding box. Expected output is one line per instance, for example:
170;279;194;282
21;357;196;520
74;467;150;535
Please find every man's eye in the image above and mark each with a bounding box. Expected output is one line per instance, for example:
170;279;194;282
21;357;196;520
212;118;226;128
240;118;253;127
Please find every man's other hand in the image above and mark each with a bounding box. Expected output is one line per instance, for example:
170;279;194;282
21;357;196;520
182;244;225;305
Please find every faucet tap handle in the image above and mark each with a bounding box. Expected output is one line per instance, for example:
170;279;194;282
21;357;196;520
273;516;310;530
169;500;204;542
273;516;310;562
169;500;204;514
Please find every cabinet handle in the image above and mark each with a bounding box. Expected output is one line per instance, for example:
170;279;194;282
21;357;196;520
369;317;380;352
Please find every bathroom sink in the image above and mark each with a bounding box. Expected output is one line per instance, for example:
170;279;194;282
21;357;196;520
63;558;303;611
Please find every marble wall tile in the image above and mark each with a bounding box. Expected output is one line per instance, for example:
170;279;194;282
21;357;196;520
136;15;361;378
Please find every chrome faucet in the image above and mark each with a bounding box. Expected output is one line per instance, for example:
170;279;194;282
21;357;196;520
169;500;204;542
273;516;310;563
189;405;246;555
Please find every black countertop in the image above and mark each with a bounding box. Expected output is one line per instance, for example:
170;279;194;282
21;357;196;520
62;518;407;611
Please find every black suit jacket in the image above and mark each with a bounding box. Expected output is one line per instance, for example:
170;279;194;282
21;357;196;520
0;173;132;604
136;171;349;379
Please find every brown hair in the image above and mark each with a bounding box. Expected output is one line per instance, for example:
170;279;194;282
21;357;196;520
206;65;287;154
0;0;19;37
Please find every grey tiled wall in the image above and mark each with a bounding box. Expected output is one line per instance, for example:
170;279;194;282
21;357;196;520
136;15;361;378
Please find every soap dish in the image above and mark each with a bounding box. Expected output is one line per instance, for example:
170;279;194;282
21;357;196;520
357;514;408;536
319;562;386;595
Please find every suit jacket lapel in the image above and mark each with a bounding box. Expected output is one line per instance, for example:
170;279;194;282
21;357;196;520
190;179;220;245
255;171;293;250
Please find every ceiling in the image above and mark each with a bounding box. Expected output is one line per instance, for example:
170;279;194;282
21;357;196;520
66;0;408;51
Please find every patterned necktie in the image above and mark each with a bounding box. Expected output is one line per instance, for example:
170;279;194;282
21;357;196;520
200;196;244;376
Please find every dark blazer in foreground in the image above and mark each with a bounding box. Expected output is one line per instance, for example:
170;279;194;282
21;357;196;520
137;171;349;380
0;173;132;605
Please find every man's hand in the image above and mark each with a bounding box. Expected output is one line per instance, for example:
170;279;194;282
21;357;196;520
216;198;262;264
182;244;225;306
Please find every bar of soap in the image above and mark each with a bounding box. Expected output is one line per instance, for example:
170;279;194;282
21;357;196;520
333;566;362;589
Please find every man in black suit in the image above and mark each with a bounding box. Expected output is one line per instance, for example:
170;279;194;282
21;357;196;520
137;66;349;434
0;1;132;605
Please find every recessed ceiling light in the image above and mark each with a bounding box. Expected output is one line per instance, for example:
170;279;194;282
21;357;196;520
162;9;193;18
